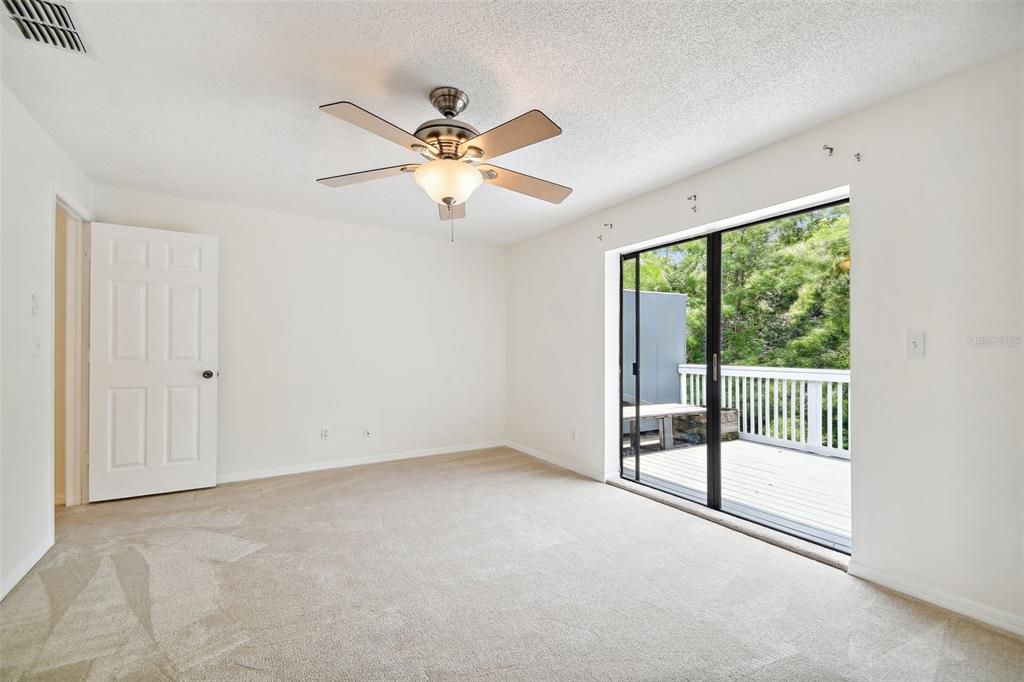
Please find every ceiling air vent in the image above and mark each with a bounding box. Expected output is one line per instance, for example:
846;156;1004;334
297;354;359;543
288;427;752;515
4;0;85;53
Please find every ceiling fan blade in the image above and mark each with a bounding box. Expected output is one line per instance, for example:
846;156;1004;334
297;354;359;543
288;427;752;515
316;164;418;188
320;101;438;155
477;164;572;204
439;202;467;221
458;110;561;161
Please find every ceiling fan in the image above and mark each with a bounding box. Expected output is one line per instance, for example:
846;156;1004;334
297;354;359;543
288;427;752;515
316;86;572;221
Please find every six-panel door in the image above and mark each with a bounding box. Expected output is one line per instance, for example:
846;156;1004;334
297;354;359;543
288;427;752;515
89;222;218;501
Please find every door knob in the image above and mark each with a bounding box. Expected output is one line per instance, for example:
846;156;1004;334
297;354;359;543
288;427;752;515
202;370;216;379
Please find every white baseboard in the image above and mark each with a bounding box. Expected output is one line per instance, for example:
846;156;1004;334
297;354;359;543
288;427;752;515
848;560;1024;638
1;536;54;601
217;441;507;484
217;439;606;486
502;441;605;481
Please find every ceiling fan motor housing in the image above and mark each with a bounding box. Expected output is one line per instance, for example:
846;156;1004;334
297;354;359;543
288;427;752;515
414;118;479;159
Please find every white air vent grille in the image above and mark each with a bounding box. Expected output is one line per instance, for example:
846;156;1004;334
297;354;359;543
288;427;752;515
4;0;85;52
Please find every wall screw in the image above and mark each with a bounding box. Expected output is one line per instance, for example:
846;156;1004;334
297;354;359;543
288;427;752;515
854;152;862;162
822;145;834;157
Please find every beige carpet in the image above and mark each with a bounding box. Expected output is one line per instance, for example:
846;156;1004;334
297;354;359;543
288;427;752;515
2;447;1021;680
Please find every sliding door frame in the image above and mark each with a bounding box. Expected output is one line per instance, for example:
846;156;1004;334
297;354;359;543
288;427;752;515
706;233;722;509
619;253;640;480
618;233;711;499
617;198;850;545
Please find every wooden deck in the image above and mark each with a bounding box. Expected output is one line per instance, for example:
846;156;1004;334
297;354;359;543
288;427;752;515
622;439;850;549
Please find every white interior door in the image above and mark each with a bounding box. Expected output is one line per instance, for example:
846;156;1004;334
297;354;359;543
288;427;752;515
89;222;218;501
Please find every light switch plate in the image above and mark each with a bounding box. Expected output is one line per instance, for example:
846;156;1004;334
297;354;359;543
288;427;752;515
906;330;925;359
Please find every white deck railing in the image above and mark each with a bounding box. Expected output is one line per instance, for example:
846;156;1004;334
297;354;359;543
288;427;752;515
678;363;850;459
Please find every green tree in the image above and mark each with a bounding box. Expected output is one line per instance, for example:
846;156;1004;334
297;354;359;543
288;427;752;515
638;205;849;369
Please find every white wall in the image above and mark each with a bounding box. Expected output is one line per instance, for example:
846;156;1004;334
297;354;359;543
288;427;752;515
1;85;93;596
92;186;506;482
506;51;1024;633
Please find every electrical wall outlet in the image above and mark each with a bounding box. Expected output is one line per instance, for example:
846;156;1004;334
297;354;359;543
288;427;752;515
320;427;329;441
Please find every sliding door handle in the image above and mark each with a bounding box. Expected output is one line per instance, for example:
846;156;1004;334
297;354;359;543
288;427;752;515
712;354;718;382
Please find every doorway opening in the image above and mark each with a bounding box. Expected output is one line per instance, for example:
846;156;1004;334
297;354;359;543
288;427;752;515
620;201;851;552
53;200;90;507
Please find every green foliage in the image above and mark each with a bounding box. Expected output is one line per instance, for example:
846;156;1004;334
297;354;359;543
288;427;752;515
638;205;849;369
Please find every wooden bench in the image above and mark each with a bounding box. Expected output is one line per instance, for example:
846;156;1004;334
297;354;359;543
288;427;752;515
622;403;739;449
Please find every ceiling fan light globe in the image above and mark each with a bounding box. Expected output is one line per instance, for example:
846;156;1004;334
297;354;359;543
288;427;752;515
414;159;482;206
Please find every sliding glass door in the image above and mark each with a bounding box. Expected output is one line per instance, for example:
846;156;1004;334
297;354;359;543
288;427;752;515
620;237;709;504
717;205;851;551
620;202;851;552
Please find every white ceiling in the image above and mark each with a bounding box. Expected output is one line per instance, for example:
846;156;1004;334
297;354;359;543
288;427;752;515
3;2;1022;243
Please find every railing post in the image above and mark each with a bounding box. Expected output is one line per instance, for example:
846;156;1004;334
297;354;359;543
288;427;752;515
807;381;823;448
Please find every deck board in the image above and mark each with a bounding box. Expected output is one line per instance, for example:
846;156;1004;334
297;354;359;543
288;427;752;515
621;439;851;540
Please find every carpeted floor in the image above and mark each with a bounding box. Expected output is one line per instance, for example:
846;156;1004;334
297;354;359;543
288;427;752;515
2;447;1022;680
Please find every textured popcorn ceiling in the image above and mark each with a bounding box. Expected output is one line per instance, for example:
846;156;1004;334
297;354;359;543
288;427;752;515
3;2;1022;243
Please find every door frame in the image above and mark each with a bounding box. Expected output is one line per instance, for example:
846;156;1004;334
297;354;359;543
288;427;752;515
618;233;711;500
706;232;722;509
611;191;851;547
619;253;641;479
50;184;92;509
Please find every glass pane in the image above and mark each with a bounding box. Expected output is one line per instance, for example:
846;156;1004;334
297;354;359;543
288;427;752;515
625;239;708;504
718;204;852;552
